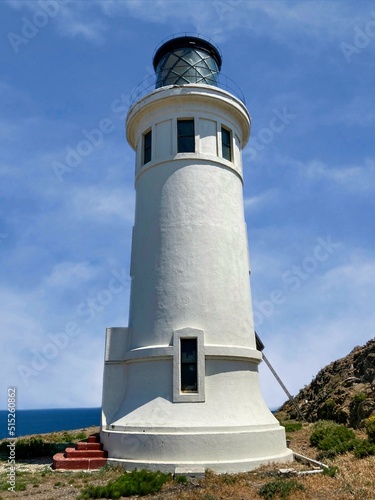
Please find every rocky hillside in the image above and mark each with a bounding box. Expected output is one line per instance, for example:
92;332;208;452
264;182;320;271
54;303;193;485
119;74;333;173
278;338;375;428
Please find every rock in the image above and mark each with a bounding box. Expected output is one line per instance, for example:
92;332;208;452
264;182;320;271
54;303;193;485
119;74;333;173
278;338;375;428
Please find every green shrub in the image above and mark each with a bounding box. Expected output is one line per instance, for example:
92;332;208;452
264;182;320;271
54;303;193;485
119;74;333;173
78;469;171;499
259;479;305;499
365;415;375;443
322;465;338;477
0;432;93;460
310;420;356;457
0;480;26;492
0;437;51;459
174;475;187;484
352;393;366;403
15;482;27;492
61;431;76;442
75;432;87;441
281;421;302;433
325;398;336;409
353;439;375;458
15;438;51;459
318;398;337;420
221;473;236;485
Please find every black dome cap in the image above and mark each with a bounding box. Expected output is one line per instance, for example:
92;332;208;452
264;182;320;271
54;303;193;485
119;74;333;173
153;35;222;72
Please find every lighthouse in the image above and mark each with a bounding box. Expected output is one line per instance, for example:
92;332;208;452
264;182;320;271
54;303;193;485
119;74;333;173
100;34;293;473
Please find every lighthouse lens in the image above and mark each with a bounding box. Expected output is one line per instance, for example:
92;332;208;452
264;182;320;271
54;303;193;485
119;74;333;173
155;47;219;88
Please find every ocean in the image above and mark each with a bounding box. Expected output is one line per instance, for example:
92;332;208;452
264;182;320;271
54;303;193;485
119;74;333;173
0;407;101;440
0;406;279;441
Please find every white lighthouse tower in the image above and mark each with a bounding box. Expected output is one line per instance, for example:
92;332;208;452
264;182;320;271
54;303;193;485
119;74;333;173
101;34;293;473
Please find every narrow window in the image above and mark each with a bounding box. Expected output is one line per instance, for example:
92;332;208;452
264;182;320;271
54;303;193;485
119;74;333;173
173;328;205;402
177;119;195;153
180;338;198;392
221;126;232;161
143;130;152;165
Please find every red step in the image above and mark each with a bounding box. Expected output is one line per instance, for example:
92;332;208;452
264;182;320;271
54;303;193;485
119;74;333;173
53;434;108;470
65;447;107;458
76;442;103;450
53;453;108;470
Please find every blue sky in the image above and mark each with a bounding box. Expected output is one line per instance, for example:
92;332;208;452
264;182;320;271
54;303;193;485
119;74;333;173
1;0;374;410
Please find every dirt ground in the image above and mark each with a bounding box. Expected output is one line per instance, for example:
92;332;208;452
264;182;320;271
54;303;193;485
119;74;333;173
1;424;374;499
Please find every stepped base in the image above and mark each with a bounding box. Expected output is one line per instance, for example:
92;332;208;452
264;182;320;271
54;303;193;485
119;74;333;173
53;434;108;470
101;425;294;474
106;451;293;474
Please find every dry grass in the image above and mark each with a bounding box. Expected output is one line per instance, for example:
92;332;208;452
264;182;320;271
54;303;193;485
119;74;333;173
0;424;374;499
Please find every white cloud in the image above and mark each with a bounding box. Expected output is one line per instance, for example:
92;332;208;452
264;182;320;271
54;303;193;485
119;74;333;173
110;0;366;44
0;161;16;177
16;331;104;409
0;120;19;142
6;0;108;43
269;154;375;194
43;261;99;288
321;251;375;300
0;286;49;408
56;12;108;44
322;95;375;127
70;185;135;223
244;189;279;211
0;270;128;408
6;0;368;48
303;157;375;192
257;250;375;408
5;0;35;10
0;287;45;347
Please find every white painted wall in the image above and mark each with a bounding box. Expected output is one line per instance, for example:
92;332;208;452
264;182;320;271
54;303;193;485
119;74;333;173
101;84;293;473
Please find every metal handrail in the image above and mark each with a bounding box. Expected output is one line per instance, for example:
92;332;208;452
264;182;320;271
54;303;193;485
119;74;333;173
129;72;246;107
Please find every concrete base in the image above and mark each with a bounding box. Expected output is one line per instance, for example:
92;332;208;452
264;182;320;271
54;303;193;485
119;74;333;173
100;426;293;474
174;466;206;478
101;356;293;474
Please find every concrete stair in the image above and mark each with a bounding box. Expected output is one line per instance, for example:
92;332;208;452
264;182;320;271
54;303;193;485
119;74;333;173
53;433;108;470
